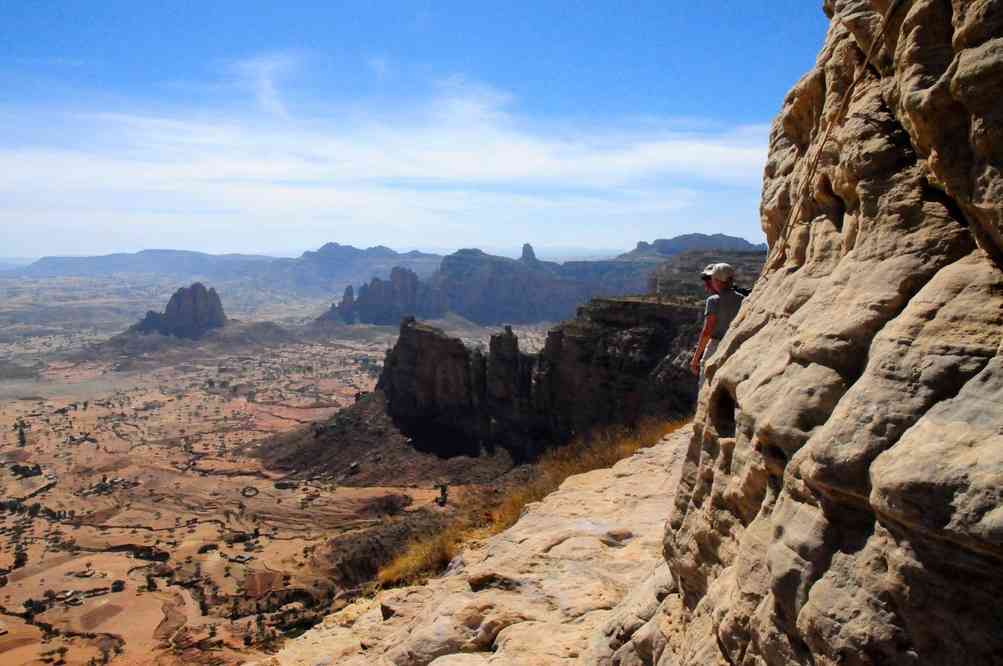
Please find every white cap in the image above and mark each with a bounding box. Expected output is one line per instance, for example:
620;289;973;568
700;263;735;282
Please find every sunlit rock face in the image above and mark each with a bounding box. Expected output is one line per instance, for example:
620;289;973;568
648;2;1003;665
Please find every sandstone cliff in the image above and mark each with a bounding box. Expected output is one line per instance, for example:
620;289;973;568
649;2;1003;664
378;298;700;461
130;282;227;339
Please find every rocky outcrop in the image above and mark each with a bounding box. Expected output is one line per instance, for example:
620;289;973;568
378;298;700;461
256;426;692;666
130;282;226;339
645;3;1003;665
321;267;447;325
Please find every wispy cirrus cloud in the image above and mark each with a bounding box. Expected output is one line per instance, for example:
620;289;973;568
0;57;768;255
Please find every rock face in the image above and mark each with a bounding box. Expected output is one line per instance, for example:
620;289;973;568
256;426;692;666
647;3;1003;665
323;267;447;325
131;283;227;339
378;298;700;461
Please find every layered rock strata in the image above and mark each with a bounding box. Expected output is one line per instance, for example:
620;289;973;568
643;2;1003;664
131;282;227;339
257;426;692;666
378;298;700;460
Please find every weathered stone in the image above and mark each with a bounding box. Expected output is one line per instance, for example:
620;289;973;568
320;267;447;325
656;2;1003;664
255;427;690;666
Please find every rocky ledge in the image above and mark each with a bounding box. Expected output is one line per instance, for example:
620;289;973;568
258;426;691;665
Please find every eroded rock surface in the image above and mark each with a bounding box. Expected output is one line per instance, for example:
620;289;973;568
257;426;691;666
645;2;1003;665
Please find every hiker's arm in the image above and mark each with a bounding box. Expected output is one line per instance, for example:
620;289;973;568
690;314;717;375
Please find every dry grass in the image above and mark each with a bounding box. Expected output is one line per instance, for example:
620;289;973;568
376;417;688;588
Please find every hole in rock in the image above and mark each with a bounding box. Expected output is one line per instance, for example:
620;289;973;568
765;445;789;466
816;174;846;232
710;388;737;438
921;180;970;229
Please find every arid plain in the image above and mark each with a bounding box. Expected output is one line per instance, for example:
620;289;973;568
0;275;548;665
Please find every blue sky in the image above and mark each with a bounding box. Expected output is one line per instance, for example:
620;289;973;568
1;2;829;257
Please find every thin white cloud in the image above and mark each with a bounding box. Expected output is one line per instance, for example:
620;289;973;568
0;70;768;254
228;53;299;117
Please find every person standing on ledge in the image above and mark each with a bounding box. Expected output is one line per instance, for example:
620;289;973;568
690;263;744;387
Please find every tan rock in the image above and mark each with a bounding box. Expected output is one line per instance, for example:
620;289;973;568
260;427;690;665
654;2;1003;665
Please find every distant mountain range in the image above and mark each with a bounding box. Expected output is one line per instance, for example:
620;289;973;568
0;257;37;271
323;234;768;326
15;234;766;323
616;233;767;261
17;244;443;295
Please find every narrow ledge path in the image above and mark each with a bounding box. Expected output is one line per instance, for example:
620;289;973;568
258;426;691;666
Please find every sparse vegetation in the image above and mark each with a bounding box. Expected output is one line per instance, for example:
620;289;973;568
377;418;688;587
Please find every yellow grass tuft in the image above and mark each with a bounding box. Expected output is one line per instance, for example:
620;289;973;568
376;417;688;588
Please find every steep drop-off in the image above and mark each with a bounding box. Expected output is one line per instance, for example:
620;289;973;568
378;298;700;461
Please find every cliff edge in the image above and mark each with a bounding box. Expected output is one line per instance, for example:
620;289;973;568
258;426;692;665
